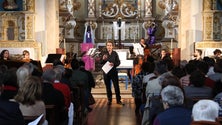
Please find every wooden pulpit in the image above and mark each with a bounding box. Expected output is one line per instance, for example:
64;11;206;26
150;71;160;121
172;48;181;66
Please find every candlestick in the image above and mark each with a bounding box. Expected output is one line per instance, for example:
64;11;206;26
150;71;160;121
64;38;66;51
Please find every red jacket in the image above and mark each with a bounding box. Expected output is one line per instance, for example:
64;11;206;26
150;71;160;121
53;81;71;111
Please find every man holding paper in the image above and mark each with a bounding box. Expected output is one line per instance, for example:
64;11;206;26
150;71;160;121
101;40;123;105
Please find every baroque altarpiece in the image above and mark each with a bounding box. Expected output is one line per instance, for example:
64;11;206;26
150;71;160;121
0;0;41;60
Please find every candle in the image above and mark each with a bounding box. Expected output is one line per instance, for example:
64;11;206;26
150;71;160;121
170;38;173;50
64;38;66;51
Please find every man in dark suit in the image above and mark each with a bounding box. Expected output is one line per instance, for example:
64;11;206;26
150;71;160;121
0;79;24;125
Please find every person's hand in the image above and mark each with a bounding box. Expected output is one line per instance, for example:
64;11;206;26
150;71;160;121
109;62;114;66
103;54;108;60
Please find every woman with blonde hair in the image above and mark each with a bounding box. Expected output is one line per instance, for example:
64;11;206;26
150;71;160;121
14;76;47;125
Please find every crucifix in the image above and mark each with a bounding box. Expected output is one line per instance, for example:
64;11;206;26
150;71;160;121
113;17;125;49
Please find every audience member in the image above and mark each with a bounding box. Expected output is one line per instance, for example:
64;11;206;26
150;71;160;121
209;59;222;82
153;85;192;125
53;67;71;112
41;69;67;125
0;79;24;125
1;68;18;100
180;63;196;87
171;66;186;79
16;66;31;87
203;57;216;76
191;100;220;125
79;60;95;112
196;61;215;89
141;61;171;125
14;76;47;125
184;70;213;99
132;61;150;117
0;49;10;60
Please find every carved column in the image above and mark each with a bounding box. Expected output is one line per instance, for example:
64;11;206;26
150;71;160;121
203;0;212;11
88;0;95;18
25;14;35;40
203;0;213;41
144;0;153;18
27;0;35;12
86;0;97;40
142;0;154;38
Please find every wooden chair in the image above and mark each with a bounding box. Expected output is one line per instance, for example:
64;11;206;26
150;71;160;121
217;117;222;124
24;116;40;125
71;86;86;125
45;105;56;125
24;114;44;125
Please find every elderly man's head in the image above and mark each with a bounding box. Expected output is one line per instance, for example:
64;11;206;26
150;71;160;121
161;85;184;109
192;100;219;122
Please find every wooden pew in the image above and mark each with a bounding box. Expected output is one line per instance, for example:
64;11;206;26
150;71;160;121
71;86;86;125
45;105;56;125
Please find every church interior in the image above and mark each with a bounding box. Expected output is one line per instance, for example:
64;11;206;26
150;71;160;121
0;0;222;65
1;0;222;125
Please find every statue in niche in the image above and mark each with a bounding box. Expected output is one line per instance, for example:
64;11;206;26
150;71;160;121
3;0;18;11
147;22;157;45
7;21;15;40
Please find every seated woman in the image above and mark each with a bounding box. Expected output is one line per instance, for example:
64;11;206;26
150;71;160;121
14;76;47;125
191;100;220;125
22;50;32;62
0;49;10;61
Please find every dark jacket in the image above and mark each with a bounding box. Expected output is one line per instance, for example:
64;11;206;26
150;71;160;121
0;98;24;125
153;106;192;125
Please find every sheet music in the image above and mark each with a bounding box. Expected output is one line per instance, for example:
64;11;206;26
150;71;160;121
102;61;113;74
28;114;44;125
133;43;144;55
86;48;96;56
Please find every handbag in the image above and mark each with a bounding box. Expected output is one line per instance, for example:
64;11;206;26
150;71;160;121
88;93;96;105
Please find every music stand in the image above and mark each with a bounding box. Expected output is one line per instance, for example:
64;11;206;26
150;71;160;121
45;54;62;64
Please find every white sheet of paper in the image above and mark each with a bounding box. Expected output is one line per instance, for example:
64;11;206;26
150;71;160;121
133;43;144;55
102;61;113;74
28;114;44;125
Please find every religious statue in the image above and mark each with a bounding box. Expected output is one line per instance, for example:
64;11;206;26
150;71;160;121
85;25;92;43
147;22;157;45
83;24;95;44
3;0;18;10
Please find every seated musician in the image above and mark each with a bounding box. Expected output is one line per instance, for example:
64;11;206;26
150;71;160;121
22;50;33;62
0;49;10;61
